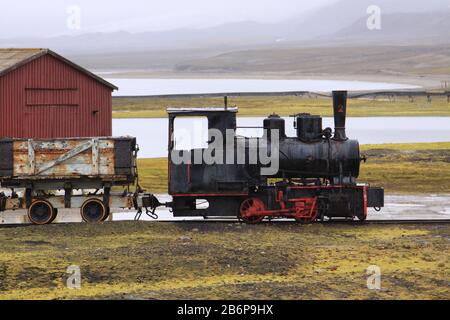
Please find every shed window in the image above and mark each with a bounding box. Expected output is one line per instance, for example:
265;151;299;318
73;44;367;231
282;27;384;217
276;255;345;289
26;88;79;106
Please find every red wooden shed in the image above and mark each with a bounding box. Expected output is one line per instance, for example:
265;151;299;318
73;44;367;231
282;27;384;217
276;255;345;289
0;48;117;139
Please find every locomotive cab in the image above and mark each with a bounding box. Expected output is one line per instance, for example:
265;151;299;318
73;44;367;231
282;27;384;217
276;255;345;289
167;107;264;217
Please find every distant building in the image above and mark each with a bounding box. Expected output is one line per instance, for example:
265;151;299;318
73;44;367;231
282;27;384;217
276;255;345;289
0;48;117;139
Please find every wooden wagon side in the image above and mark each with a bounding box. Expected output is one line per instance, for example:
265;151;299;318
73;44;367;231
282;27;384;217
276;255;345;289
0;137;157;224
0;137;137;189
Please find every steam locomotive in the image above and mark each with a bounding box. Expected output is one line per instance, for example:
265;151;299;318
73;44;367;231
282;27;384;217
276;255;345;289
168;91;384;223
0;91;383;224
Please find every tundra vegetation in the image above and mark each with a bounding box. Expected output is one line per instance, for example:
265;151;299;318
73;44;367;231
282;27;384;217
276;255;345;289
113;96;450;118
0;222;448;299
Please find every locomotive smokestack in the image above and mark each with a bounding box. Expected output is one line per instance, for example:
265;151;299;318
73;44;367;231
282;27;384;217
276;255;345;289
332;91;348;141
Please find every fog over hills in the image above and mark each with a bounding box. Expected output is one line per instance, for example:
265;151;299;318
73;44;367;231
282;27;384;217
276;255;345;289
2;0;450;55
2;0;450;80
0;22;279;54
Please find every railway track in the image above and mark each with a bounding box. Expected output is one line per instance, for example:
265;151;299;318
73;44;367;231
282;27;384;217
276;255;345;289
178;219;450;224
1;219;449;229
322;219;450;224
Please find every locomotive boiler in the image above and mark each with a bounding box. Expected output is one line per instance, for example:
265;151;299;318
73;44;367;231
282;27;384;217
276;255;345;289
264;97;361;183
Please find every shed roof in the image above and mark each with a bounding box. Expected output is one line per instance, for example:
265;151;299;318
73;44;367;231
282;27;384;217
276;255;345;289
0;48;117;90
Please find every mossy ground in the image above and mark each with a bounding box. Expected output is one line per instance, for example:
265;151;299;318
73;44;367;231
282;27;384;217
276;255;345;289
113;96;450;118
0;222;448;300
137;142;450;194
1;142;449;300
359;142;450;194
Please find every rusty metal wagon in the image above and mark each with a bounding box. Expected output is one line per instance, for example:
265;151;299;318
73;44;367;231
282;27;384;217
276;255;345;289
0;137;156;224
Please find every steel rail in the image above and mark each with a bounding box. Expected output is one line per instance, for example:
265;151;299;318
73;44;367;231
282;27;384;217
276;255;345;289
1;219;449;228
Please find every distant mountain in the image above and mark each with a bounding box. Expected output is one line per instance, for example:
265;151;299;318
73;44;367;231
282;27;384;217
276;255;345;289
0;21;280;55
277;0;450;42
322;11;450;45
170;44;450;76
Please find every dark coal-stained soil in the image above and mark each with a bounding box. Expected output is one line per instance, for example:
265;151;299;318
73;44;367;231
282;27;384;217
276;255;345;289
0;221;448;299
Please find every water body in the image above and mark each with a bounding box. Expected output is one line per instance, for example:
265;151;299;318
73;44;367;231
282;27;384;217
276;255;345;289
108;78;419;96
113;117;450;158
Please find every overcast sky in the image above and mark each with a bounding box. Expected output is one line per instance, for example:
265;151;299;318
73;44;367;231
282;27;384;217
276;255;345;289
1;0;338;37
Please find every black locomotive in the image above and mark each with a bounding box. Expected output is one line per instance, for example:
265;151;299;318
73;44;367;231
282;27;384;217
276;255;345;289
168;91;384;223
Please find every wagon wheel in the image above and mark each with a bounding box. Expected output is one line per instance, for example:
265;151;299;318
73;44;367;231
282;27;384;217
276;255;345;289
81;198;107;223
49;208;58;223
28;200;55;225
101;207;111;222
239;198;266;224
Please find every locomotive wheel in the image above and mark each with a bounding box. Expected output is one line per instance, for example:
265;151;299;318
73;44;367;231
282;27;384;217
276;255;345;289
294;216;314;224
294;211;317;224
239;198;266;224
81;199;107;223
28;200;55;225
